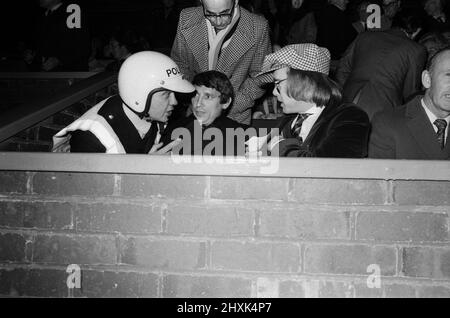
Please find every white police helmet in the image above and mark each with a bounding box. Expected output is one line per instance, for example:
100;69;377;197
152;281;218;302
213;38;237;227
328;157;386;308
118;51;195;116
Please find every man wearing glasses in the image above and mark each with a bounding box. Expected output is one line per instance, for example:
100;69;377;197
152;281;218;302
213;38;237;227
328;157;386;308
171;0;272;126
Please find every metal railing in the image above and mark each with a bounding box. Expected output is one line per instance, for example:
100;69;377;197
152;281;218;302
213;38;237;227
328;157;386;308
0;72;117;143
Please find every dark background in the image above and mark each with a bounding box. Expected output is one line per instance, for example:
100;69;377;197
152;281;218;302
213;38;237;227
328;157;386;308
0;0;437;59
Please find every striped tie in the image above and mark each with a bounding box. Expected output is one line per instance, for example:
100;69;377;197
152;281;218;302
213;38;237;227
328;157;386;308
434;119;447;149
291;113;312;142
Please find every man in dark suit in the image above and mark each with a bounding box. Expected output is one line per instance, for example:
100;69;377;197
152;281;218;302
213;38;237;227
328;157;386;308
28;0;90;71
167;70;248;156
250;44;370;158
369;47;450;160
336;9;428;120
171;0;272;125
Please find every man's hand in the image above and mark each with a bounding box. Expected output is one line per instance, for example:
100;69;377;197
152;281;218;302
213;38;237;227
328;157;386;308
23;50;36;64
42;57;61;71
148;138;182;155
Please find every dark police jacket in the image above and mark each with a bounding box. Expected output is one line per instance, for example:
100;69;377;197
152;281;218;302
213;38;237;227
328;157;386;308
67;96;163;154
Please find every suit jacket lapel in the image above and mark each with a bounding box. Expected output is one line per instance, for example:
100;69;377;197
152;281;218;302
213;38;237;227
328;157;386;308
180;9;209;71
444;137;450;158
406;98;444;159
303;105;333;146
216;9;256;72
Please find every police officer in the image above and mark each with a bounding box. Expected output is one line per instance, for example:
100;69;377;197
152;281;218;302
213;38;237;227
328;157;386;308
52;51;195;154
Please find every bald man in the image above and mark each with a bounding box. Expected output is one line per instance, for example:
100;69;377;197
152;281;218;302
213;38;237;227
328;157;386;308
369;47;450;159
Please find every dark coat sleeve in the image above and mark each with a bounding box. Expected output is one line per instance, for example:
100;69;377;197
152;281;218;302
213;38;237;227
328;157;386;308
368;112;396;159
69;130;106;153
402;45;427;102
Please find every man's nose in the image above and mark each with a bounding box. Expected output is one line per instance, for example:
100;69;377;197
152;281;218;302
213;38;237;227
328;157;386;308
194;95;204;107
170;92;178;105
272;86;279;97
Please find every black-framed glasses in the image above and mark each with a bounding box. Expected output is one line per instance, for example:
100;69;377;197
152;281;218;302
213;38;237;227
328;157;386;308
274;79;287;94
202;0;236;22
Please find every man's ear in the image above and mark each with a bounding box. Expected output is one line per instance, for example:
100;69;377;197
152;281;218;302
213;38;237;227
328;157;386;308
422;70;432;89
221;98;232;110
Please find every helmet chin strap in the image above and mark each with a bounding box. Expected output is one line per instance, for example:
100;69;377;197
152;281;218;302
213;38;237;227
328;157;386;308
121;88;166;120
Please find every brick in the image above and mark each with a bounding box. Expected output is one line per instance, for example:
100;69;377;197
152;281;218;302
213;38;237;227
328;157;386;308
279;281;305;298
18;141;52;152
256;277;279;298
0;140;20;151
121;175;207;199
211;241;300;273
76;203;161;234
33;172;115;197
418;286;450;298
162;275;252;298
0;233;26;262
0;201;73;230
0;172;28;194
356;212;449;242
289;179;386;205
259;207;350;240
394;181;450;206
283;280;355;298
304;244;396;276
383;284;416;298
16;127;38;141
0;268;68;297
140;273;160;298
402;247;450;279
53;112;77;126
166;204;254;236
315;280;355;298
65;102;90;115
37;125;61;142
210;177;288;201
81;270;158;298
120;237;206;270
354;283;383;298
32;234;117;265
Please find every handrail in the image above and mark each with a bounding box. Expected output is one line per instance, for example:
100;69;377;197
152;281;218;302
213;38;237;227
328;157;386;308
0;152;449;181
0;72;117;143
0;72;100;79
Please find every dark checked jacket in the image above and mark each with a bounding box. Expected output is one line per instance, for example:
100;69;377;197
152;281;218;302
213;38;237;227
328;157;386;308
171;6;272;125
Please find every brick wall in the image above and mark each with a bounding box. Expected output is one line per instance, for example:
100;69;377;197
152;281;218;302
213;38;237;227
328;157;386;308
0;167;449;298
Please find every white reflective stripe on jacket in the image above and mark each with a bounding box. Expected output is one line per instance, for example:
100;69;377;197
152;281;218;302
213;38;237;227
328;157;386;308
52;97;126;153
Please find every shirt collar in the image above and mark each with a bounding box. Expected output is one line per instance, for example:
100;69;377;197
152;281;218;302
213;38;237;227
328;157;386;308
122;104;152;138
421;98;450;126
302;104;324;116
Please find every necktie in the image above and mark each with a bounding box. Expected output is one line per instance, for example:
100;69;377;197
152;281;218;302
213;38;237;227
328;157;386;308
434;119;447;149
291;113;312;142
